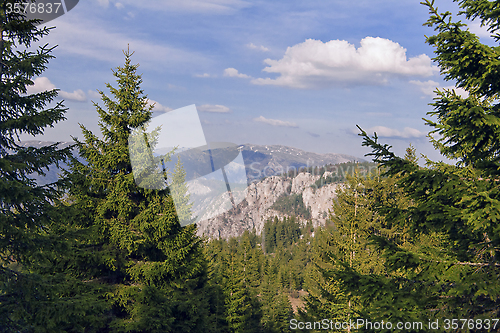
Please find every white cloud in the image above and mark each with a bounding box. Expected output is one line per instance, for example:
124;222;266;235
251;37;437;89
253;116;298;128
198;104;231;113
409;80;440;96
194;73;212;78
115;2;124;9
147;99;173;113
361;126;425;139
223;68;251;79
27;77;56;94
410;80;469;98
27;77;87;102
87;90;102;100
59;89;87;102
467;21;492;38
247;43;269;52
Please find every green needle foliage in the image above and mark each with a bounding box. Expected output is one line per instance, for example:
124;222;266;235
205;229;301;333
264;216;302;254
221;236;262;333
169;157;195;225
0;1;75;330
63;49;213;332
302;169;412;329
326;0;500;330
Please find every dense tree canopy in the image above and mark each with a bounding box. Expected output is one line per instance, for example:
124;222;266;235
0;1;75;330
322;0;500;330
8;0;500;331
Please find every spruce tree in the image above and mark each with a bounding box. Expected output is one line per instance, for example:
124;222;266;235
303;170;413;328
240;231;264;292
169;156;195;225
0;2;78;330
299;227;353;327
64;49;213;332
222;239;262;333
260;284;293;333
204;238;231;333
332;0;500;328
260;250;294;333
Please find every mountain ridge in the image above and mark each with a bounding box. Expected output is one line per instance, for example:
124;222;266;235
18;140;364;185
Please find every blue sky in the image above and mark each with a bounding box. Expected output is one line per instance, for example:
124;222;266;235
21;0;494;161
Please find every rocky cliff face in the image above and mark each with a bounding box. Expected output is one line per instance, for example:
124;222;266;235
195;171;340;239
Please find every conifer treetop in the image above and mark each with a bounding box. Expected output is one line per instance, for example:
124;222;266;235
346;0;500;321
93;46;153;145
1;2;66;149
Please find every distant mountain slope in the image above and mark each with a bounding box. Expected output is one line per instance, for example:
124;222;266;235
16;140;74;150
240;143;363;182
18;140;364;186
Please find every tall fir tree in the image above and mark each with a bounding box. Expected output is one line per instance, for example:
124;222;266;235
260;263;294;333
204;238;232;333
330;0;500;329
301;169;414;330
239;230;264;292
63;49;214;332
169;156;195;225
0;2;80;330
221;239;262;333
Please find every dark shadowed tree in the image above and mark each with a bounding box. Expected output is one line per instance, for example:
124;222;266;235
0;2;83;330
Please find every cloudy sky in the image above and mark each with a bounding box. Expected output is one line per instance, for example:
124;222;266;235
21;0;494;161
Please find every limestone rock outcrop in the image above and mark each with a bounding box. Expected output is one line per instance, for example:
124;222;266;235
195;172;340;239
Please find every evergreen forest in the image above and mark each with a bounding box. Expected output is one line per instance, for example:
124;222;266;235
2;0;500;332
